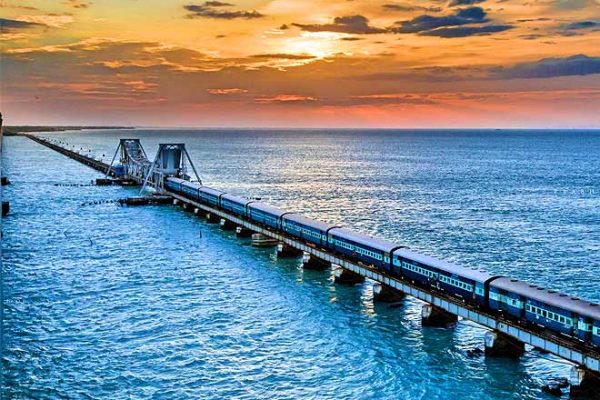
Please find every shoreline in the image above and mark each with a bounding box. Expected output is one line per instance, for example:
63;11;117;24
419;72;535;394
2;126;134;136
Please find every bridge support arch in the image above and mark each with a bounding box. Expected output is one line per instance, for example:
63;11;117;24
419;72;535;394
373;283;405;303
421;304;458;327
302;253;331;270
484;330;524;358
205;213;220;223
235;226;254;238
277;243;303;258
220;218;236;230
333;265;365;284
570;367;600;398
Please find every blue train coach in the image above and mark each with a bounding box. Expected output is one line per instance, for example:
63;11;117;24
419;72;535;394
220;193;253;218
165;177;184;193
490;278;600;342
247;202;287;230
281;214;338;248
198;186;223;207
328;228;400;269
393;249;496;306
181;180;201;200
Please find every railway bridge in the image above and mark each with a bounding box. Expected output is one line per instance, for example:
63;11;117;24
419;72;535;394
23;134;600;397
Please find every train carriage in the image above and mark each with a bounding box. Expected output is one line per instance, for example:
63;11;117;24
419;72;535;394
220;193;253;218
281;214;337;248
247;202;286;230
393;249;496;306
198;186;223;207
181;180;201;200
328;228;399;269
164;177;184;193
490;278;600;341
488;278;526;319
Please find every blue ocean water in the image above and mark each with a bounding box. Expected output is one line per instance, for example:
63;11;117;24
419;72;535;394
2;129;599;399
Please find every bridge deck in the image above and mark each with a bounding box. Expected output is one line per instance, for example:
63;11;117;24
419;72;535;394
25;135;115;177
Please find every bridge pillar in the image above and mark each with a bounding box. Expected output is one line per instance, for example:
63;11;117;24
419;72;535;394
173;199;179;206
235;226;254;238
484;330;524;358
373;283;405;303
220;218;236;230
205;212;220;223
302;253;331;270
570;367;600;398
277;243;303;258
421;304;458;327
333;265;365;284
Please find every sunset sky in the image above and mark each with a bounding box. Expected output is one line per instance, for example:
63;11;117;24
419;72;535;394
1;0;599;128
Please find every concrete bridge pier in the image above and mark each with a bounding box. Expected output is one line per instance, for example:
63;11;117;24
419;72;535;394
277;243;303;258
333;265;365;284
421;304;458;327
570;367;600;398
220;218;236;230
302;253;331;270
484;330;525;358
235;226;254;238
373;283;405;303
205;212;220;223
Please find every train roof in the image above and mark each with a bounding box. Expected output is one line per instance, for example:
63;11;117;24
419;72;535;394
282;213;337;232
199;186;224;196
166;177;185;185
181;180;201;189
329;227;400;252
248;201;287;217
394;248;498;283
490;277;600;320
221;193;253;205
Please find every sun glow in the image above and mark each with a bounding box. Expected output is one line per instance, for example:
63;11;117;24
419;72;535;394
283;32;343;59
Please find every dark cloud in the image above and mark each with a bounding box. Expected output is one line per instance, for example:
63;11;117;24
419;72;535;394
564;20;599;30
0;3;38;10
340;37;363;41
494;54;600;79
448;0;485;6
382;3;442;12
516;17;551;23
251;53;316;60
204;1;233;6
558;20;600;36
184;3;263;19
421;24;513;37
65;0;91;9
292;15;386;34
279;24;289;30
390;7;488;33
0;18;41;32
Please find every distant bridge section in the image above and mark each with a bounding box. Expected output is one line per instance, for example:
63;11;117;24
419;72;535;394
25;134;117;177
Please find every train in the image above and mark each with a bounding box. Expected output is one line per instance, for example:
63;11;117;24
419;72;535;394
164;177;600;348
